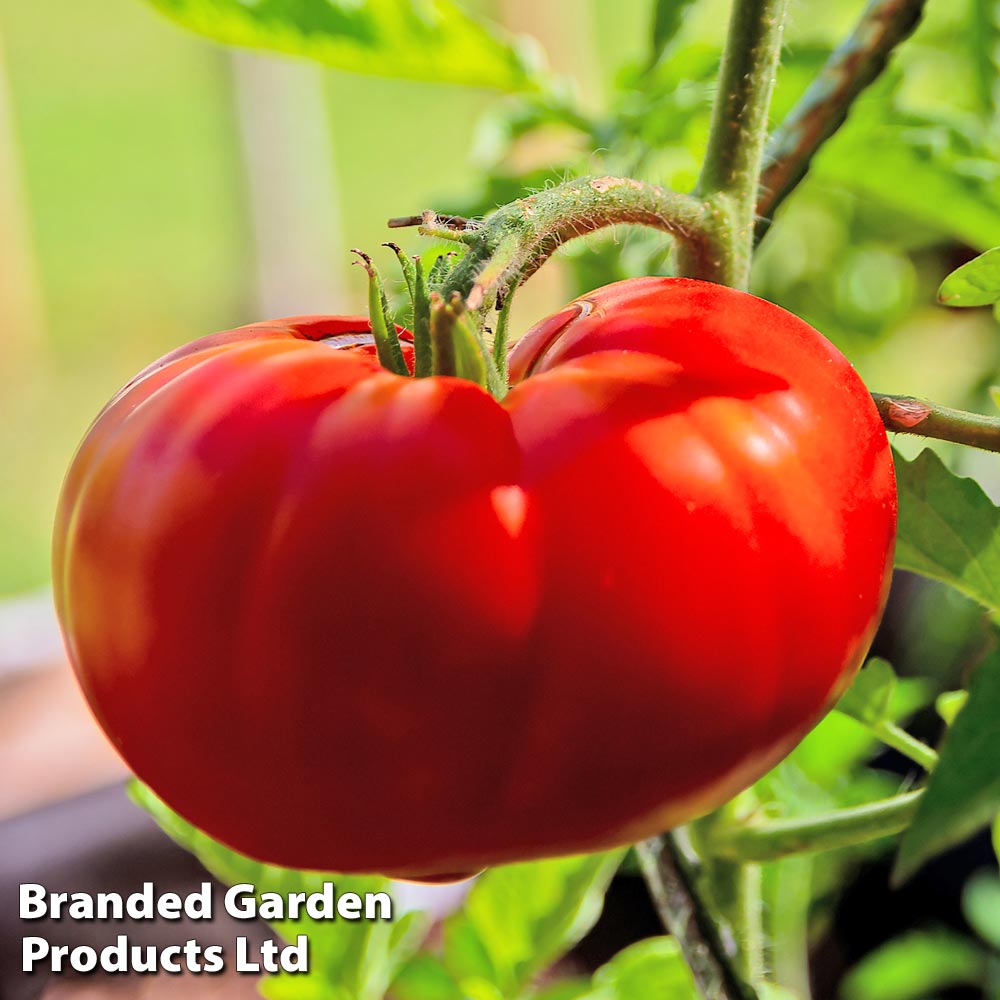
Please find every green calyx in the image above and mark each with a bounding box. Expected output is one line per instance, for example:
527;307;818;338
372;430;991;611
356;245;508;400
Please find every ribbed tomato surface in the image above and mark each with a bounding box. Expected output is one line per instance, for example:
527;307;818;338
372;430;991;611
54;282;896;877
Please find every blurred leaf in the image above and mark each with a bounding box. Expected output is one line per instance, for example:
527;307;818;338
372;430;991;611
442;852;623;996
964;871;1000;949
970;0;1000;116
936;689;969;726
260;979;334;1000
588;937;698;999
391;953;465;1000
836;658;897;726
840;930;987;1000
471;96;593;166
894;448;1000;612
648;0;698;67
131;784;429;1000
441;913;497;983
895;648;1000;882
144;0;545;91
938;247;1000;307
533;979;594;1000
815;97;1000;251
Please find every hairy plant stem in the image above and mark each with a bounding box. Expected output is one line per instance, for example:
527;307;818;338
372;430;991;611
421;176;719;314
690;0;788;290
873;393;1000;453
757;0;927;238
637;836;759;1000
703;791;924;863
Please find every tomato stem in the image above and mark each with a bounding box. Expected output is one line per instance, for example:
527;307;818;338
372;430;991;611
701;790;924;862
738;863;765;983
390;177;721;314
873;392;1000;453
691;797;769;989
871;720;939;771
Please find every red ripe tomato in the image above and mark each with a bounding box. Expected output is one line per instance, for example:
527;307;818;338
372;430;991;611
54;281;895;879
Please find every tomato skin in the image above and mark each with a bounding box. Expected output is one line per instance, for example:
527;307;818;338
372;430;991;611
504;279;896;836
55;283;895;878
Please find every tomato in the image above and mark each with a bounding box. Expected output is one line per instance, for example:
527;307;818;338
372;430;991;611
54;280;895;878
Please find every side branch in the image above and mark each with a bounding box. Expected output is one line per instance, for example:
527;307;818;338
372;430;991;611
874;393;1000;454
756;0;927;235
701;791;923;863
391;177;719;315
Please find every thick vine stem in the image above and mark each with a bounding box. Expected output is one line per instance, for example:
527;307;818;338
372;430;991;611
389;176;720;316
873;393;1000;453
636;836;759;1000
691;799;767;988
694;0;789;289
703;790;923;863
756;0;927;238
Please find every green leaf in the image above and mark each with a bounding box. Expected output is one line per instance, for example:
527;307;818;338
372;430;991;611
441;916;497;984
588;937;698;999
130;784;429;1000
144;0;545;92
836;658;897;726
963;871;1000;949
895;649;1000;882
893;448;1000;612
390;954;464;1000
442;852;624;996
648;0;698;68
938;247;1000;307
840;930;987;1000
